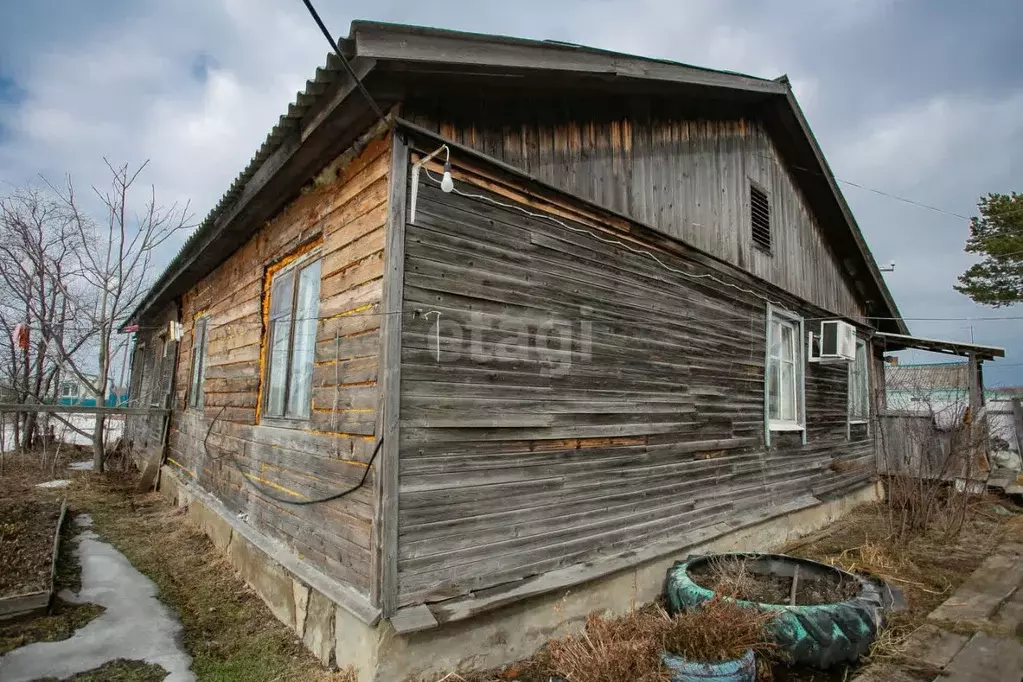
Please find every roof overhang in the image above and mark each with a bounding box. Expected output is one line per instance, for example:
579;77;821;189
125;21;906;334
875;332;1005;361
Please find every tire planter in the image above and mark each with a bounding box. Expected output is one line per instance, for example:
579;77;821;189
662;649;756;682
666;554;887;669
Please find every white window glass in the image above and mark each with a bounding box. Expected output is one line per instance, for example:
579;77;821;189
766;310;803;430
263;258;321;420
849;339;869;422
188;317;209;409
287;260;320;419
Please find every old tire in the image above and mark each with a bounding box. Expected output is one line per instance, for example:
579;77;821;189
662;649;756;681
665;554;886;669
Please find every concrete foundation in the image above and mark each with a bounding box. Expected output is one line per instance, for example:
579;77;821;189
157;467;881;681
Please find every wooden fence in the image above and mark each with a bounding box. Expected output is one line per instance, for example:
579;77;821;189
877;411;987;481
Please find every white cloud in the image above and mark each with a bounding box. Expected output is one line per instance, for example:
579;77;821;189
0;0;1021;382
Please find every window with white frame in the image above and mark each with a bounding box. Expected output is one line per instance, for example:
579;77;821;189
849;338;870;423
766;306;805;434
60;381;77;398
263;255;321;421
188;316;210;410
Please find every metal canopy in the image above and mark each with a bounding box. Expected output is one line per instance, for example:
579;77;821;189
874;331;1005;361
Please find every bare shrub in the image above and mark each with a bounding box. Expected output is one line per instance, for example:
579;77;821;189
655;599;776;664
540;610;669;682
536;601;776;682
877;362;988;541
705;555;758;601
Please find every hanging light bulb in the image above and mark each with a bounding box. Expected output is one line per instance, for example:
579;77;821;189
440;160;454;193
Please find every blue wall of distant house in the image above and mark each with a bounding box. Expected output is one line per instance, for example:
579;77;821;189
55;391;128;407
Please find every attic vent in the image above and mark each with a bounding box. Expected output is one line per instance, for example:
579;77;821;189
750;184;771;252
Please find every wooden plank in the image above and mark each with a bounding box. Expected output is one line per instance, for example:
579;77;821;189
373;133;405;615
1012;398;1023;456
0;404;170;416
389;157;881;611
0;591;50;622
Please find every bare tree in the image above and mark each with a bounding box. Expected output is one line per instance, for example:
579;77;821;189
0;187;92;451
876;362;984;540
51;160;191;471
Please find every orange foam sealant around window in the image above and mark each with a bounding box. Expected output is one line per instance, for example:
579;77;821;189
254;236;324;423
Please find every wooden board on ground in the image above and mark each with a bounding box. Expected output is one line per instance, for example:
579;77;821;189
136;446;165;493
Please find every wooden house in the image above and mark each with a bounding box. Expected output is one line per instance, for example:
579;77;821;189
124;21;932;679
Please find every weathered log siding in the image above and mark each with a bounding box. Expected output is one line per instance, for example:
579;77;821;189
396;170;874;606
125;302;178;448
406;99;863;321
163;133;392;594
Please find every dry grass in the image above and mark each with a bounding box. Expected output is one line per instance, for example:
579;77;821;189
705;555;759;601
655;598;775;664
525;601;773;682
0;450;350;682
788;498;1019;676
539;610;670;682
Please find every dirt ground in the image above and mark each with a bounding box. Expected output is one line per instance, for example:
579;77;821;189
441;497;1022;682
0;498;63;599
3;448;1019;682
688;557;860;605
0;449;350;682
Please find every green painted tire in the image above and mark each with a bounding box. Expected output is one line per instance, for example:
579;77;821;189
665;554;886;669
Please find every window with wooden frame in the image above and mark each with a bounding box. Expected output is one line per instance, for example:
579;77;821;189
848;338;870;424
765;305;805;443
751;183;771;252
188;315;210;410
263;254;322;421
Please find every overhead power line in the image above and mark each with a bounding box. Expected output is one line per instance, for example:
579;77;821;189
298;0;393;131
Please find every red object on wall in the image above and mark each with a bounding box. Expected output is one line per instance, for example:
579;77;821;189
12;323;29;350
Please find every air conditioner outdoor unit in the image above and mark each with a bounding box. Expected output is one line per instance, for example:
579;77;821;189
809;320;856;363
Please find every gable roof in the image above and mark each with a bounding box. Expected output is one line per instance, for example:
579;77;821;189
127;20;906;334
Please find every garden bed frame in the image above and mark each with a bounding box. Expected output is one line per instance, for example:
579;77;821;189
0;497;68;621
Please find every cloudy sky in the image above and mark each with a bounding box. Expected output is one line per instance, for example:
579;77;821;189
1;0;1021;383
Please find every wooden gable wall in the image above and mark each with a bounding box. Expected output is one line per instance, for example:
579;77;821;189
404;94;867;321
395;159;876;611
159;132;393;595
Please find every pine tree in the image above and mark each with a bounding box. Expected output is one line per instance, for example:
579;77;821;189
955;192;1023;306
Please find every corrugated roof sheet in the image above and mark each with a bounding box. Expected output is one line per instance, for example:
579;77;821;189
886;363;969;391
128;51;349;325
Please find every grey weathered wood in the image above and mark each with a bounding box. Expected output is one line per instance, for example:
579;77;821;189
0;404;170;415
49;497;67;603
351;22;786;95
390;603;438;634
373;133;408;615
1012;398;1023;456
423;495;820;624
180;479;381;625
393;170;881;609
400;108;868;322
0;591;50;622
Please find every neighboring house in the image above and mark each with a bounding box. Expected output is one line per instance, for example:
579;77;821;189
121;22;998;680
885;362;970;428
886;361;1019;452
56;374;128;407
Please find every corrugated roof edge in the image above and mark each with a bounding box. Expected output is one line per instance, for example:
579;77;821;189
122;21;783;330
348;19;779;84
124;20;901;335
120;48;351;330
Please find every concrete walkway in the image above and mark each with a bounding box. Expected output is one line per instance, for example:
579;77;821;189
854;541;1023;682
0;514;195;682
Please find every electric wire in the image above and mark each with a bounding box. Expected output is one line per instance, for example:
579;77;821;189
297;0;393;131
201;404;382;506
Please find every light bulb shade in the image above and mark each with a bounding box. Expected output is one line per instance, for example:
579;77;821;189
440;171;454;193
